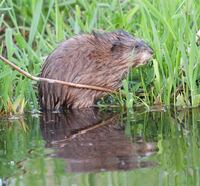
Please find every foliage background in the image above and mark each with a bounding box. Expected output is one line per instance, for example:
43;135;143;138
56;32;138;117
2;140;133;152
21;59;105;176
0;0;200;114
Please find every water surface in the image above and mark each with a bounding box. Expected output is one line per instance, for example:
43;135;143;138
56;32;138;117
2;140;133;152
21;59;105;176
0;108;200;186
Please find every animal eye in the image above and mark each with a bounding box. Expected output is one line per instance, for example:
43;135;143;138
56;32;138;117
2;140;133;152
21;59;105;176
135;44;140;49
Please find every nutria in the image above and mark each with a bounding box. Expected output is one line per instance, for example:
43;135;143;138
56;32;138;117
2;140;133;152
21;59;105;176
39;30;153;110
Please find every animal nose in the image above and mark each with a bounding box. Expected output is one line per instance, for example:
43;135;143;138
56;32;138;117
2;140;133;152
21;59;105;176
136;40;153;54
144;42;153;55
147;47;153;55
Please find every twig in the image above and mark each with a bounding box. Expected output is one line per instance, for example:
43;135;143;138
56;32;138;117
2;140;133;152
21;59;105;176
0;54;114;93
51;114;119;147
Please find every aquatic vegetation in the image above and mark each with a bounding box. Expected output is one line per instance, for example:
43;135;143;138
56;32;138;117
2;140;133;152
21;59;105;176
0;0;200;114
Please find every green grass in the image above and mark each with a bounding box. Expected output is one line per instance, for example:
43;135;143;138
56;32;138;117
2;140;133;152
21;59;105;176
0;0;200;114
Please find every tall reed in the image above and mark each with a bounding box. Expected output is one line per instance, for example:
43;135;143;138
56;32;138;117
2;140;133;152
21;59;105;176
0;0;199;114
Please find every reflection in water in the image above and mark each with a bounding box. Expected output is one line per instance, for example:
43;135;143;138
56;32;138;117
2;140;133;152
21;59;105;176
2;108;200;185
40;108;157;172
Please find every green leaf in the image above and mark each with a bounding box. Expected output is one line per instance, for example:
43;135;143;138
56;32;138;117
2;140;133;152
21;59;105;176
28;0;43;46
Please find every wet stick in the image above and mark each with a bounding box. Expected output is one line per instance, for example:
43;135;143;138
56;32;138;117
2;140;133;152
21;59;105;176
51;114;119;147
0;55;114;93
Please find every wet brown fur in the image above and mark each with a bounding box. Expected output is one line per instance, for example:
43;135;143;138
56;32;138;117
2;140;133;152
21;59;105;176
39;30;153;110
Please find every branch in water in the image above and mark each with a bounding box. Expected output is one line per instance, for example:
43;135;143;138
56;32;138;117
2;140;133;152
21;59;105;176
51;113;119;147
0;54;114;93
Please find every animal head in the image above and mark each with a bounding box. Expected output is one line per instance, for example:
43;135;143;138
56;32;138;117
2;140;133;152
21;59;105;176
91;30;153;67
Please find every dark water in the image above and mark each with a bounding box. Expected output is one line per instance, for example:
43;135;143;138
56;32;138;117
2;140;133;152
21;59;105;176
0;108;200;186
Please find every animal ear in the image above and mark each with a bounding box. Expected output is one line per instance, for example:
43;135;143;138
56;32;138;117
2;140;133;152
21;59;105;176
111;41;123;52
92;30;104;40
92;30;99;38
